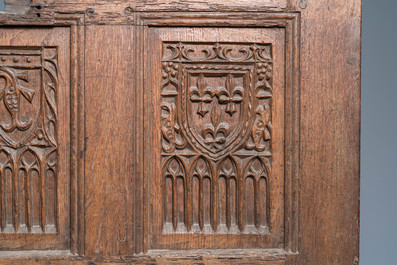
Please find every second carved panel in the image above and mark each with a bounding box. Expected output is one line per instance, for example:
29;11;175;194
147;27;286;249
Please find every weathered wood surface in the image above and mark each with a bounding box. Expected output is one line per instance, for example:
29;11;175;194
84;25;135;257
0;249;288;264
33;0;288;12
295;0;361;264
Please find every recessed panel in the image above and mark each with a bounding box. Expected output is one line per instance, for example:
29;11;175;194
148;27;286;249
0;28;70;250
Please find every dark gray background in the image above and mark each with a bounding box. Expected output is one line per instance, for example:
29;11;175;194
361;0;397;264
0;0;396;264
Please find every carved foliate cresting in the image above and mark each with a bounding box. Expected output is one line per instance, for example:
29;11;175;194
161;42;273;234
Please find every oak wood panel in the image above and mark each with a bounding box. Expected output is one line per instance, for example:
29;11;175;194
0;15;85;255
147;27;286;250
136;13;300;257
0;0;361;264
0;27;71;251
288;0;361;264
84;25;135;256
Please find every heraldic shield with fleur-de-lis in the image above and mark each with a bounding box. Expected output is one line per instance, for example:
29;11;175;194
187;73;246;156
160;42;273;161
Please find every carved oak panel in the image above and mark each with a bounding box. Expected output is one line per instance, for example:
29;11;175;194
161;42;273;234
0;27;71;251
147;26;288;250
0;1;363;263
0;47;58;234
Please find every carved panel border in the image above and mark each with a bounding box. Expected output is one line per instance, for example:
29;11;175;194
0;14;85;255
137;12;300;257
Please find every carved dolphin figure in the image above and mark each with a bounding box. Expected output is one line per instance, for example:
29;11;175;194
0;67;35;133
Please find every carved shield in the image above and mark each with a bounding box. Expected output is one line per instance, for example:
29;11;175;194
181;67;254;160
0;48;58;148
0;67;40;147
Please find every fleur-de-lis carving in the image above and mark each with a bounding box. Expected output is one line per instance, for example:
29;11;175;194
0;68;35;133
246;103;271;151
216;74;243;116
189;74;215;117
250;44;259;60
201;105;231;151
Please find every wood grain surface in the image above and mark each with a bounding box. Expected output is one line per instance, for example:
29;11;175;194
0;0;361;264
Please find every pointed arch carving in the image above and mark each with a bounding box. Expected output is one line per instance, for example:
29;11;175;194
217;156;239;232
189;155;214;232
162;156;188;232
243;157;271;231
